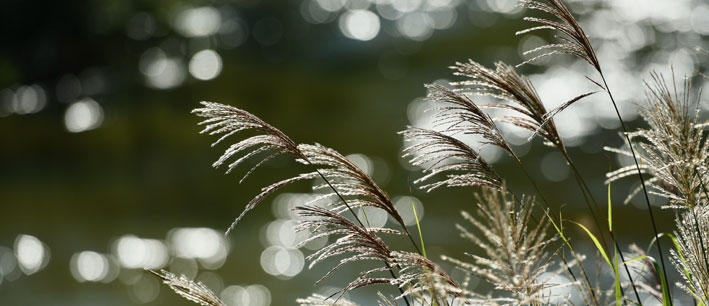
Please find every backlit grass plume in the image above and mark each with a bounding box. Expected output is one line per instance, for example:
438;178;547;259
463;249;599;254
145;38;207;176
295;205;400;294
400;127;502;191
150;269;225;306
450;61;593;152
425;84;514;158
442;187;557;304
517;0;599;71
605;73;708;209
671;206;709;303
193;102;313;234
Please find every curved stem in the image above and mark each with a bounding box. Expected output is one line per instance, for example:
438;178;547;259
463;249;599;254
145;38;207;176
562;153;641;305
599;72;672;303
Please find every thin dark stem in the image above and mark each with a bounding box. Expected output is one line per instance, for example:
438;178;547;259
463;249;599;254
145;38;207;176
563;153;642;305
599;72;672;304
402;226;424;255
564;158;609;246
514;157;551;207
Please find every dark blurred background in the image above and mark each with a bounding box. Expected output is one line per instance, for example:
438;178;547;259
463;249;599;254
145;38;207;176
0;0;707;305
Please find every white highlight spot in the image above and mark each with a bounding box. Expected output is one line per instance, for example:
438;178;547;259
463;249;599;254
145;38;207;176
358;206;388;228
221;284;271;306
14;234;49;275
70;251;109;282
189;49;223;81
114;235;168;269
339;10;380;41
168;228;228;270
64;98;104;133
393;196;424;226
175;7;221;37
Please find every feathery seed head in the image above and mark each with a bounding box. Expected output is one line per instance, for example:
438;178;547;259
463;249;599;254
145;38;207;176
400;127;502;191
517;0;600;71
605;73;708;209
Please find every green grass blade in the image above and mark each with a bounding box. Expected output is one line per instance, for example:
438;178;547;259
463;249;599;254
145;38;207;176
651;259;671;305
573;221;612;267
546;210;573;250
622;255;648;265
608;182;612;232
615;247;622;306
412;200;427;259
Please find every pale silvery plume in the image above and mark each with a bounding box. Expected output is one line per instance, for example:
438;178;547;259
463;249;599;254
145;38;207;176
442;187;556;304
297;143;410;233
400;127;502;191
388;251;460;305
605;73;709;209
150;270;225;306
516;0;600;72
193;102;410;235
425;84;515;159
450;61;593;153
192;102;315;234
295;205;458;302
193;102;431;299
295;205;400;292
671;206;709;302
296;294;358;306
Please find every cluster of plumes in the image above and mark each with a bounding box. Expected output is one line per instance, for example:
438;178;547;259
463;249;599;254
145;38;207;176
194;102;408;234
442;187;558;304
149;270;225;306
670;207;709;302
295;205;459;303
604;73;709;301
451;60;593;152
605;74;709;209
193;102;460;303
517;0;600;72
401;60;595;195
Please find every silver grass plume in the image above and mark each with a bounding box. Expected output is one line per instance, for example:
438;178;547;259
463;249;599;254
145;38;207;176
400;127;502;191
388;251;460;304
425;84;515;159
516;0;600;71
192;102;315;234
149;269;225;306
193;102;410;236
605;73;708;209
294;205;400;292
442;187;556;304
295;206;459;302
671;206;709;302
296;294;358;306
297;143;409;232
450;60;593;152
